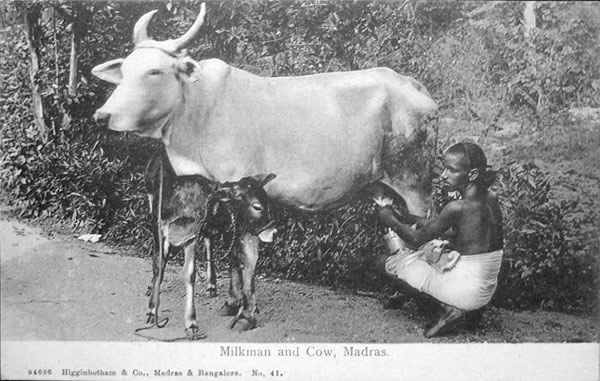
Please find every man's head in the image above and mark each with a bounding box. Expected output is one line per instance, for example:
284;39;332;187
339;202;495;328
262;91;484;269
441;142;494;192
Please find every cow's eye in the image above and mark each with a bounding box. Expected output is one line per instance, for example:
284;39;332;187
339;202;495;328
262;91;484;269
148;69;163;76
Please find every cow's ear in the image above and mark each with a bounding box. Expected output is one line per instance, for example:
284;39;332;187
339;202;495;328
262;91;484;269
91;58;124;84
254;173;277;186
176;57;202;83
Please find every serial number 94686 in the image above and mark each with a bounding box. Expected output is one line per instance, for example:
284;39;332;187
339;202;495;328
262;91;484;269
28;369;53;376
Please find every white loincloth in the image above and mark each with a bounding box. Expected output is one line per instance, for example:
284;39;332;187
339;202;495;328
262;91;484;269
416;239;461;273
385;247;503;311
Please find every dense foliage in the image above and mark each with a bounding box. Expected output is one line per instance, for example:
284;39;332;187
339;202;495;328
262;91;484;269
494;163;598;312
1;1;598;314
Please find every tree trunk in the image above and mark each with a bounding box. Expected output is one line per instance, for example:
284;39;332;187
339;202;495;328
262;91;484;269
23;5;48;142
62;2;90;131
67;4;82;97
523;2;537;40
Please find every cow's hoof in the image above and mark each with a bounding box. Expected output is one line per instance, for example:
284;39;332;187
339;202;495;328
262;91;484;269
218;302;239;316
145;286;152;297
231;316;256;332
185;325;207;340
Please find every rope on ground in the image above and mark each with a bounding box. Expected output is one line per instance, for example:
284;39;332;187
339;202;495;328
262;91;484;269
134;317;207;342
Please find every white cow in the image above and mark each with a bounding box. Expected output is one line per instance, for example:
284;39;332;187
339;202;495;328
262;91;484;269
92;3;438;333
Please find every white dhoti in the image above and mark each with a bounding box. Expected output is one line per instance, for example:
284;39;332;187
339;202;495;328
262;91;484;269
385;247;503;311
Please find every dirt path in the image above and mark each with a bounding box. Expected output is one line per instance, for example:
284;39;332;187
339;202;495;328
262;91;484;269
1;216;597;343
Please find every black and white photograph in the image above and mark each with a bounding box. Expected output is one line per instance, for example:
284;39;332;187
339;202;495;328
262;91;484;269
1;1;598;380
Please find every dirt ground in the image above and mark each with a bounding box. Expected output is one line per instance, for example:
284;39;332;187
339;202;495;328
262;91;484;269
1;216;597;343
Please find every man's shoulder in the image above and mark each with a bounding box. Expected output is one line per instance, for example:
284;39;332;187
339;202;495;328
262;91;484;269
444;196;490;214
442;199;468;214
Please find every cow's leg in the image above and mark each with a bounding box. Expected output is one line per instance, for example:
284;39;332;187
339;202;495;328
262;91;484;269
230;233;259;331
204;237;218;297
147;225;169;327
182;241;201;337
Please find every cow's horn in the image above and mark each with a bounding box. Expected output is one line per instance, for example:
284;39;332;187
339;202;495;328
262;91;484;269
133;9;158;45
172;3;206;51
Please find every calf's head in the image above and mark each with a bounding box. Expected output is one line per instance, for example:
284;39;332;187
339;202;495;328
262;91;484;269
217;174;277;225
92;4;207;137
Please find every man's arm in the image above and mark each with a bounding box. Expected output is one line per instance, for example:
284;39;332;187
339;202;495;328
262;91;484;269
371;197;428;227
388;205;429;227
376;202;460;249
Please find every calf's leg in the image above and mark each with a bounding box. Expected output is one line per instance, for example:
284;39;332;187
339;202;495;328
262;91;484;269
219;246;244;317
203;237;218;297
147;225;169;326
230;233;260;331
183;241;203;338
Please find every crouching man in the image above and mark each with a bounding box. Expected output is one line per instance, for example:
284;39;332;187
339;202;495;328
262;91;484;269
373;142;504;338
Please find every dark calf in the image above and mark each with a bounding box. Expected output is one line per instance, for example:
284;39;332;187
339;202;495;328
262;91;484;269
145;151;276;336
214;175;278;331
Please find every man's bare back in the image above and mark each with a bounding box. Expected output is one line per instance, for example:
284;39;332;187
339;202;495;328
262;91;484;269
440;191;503;255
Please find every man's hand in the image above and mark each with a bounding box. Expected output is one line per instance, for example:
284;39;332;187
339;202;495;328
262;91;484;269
376;201;413;226
372;196;393;207
376;205;401;227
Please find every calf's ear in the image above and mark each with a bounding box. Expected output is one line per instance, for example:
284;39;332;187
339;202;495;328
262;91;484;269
254;173;277;186
176;56;203;83
91;58;124;84
258;227;277;243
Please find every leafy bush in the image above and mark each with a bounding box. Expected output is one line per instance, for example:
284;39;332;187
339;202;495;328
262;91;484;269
469;2;600;115
0;133;155;244
493;162;598;313
258;202;386;291
1;17;35;142
0;1;162;243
